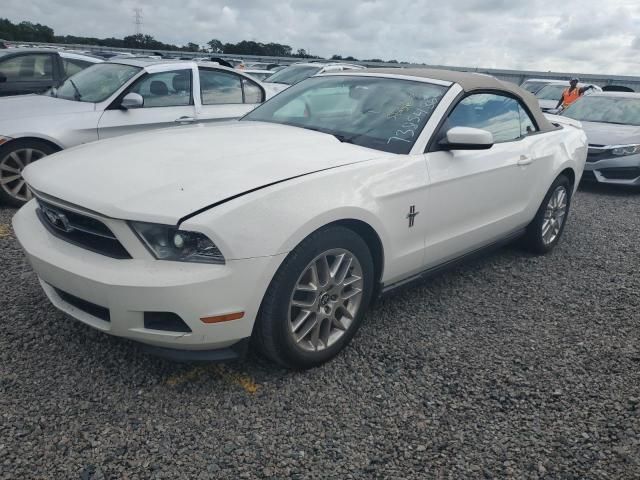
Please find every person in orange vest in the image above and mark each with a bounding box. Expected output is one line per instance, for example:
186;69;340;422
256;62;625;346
556;78;595;109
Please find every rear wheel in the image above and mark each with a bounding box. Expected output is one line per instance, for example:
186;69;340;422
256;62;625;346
523;175;572;254
0;140;57;206
254;226;374;369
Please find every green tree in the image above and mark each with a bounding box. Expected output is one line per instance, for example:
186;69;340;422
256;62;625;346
207;39;223;53
183;42;199;52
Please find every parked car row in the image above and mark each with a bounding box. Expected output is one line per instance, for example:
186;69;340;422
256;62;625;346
7;66;589;368
0;58;366;205
0;58;288;204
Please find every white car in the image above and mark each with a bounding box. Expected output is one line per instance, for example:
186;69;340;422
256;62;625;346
264;62;365;87
0;58;286;205
535;81;602;112
520;78;565;94
243;69;274;82
13;69;587;369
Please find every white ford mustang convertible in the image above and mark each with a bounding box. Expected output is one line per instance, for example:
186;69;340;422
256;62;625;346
13;69;587;369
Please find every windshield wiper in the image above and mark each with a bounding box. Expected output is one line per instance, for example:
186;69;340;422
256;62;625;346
296;125;349;142
69;79;82;100
332;133;360;144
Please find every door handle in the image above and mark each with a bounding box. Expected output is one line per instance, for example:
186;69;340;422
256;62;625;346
517;155;533;166
175;116;195;123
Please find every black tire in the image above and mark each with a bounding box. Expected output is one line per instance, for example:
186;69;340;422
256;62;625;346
0;139;58;207
254;225;374;369
523;174;572;254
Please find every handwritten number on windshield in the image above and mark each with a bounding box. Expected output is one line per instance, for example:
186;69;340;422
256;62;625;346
387;97;440;147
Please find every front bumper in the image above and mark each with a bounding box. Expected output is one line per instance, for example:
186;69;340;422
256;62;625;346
583;152;640;186
12;200;285;353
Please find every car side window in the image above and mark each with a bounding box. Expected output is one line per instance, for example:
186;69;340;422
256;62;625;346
518;104;538;137
199;69;243;105
129;69;192;108
242;77;264;104
62;58;92;79
0;54;54;81
446;93;522;143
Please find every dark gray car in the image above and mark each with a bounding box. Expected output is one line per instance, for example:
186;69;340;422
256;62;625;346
562;92;640;186
0;48;102;96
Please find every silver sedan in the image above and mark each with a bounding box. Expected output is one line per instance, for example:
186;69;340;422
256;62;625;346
562;92;640;186
0;58;286;205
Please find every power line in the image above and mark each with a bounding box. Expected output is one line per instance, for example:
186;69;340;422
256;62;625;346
133;8;143;35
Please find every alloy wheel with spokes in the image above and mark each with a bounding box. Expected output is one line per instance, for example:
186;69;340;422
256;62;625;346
523;174;572;254
0;145;48;204
541;185;568;246
254;225;374;369
289;248;364;352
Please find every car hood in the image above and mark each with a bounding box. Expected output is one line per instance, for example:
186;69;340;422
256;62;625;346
24;121;381;224
579;120;640;146
0;94;95;121
537;99;557;111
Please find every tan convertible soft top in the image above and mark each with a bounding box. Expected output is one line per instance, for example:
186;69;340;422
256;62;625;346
365;68;555;132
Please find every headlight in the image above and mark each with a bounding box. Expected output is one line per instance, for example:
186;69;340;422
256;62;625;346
612;144;640;156
130;221;225;264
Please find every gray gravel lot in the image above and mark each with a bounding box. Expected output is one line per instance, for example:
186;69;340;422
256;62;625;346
1;184;640;479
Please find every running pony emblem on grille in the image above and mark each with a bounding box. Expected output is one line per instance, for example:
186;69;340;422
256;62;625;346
43;206;73;233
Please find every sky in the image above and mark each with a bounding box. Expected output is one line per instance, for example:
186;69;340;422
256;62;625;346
5;0;640;75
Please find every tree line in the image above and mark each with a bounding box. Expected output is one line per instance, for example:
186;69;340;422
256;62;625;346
0;18;402;63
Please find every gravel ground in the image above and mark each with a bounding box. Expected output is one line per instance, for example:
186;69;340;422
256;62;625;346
1;184;640;479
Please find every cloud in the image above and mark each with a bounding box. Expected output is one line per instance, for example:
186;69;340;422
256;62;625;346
3;0;640;75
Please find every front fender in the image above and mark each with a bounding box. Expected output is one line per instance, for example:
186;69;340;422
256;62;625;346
181;162;392;262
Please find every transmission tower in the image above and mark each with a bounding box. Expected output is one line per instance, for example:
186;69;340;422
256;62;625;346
133;8;143;35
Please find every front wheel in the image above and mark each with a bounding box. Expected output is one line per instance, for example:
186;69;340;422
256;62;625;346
523;175;572;254
254;226;374;369
0;140;57;206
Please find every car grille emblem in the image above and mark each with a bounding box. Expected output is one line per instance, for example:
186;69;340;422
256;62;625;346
43;207;73;233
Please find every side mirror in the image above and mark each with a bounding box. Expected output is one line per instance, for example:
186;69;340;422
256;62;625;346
120;92;144;110
439;126;494;150
0;73;6;83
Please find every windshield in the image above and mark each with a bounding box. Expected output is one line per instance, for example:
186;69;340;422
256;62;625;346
243;75;448;154
264;65;322;85
247;71;272;81
564;96;640;126
521;81;548;94
535;84;566;100
51;63;140;102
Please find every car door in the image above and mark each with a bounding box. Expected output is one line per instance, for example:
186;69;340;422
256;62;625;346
195;67;265;123
97;66;197;140
423;92;542;267
0;52;58;96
